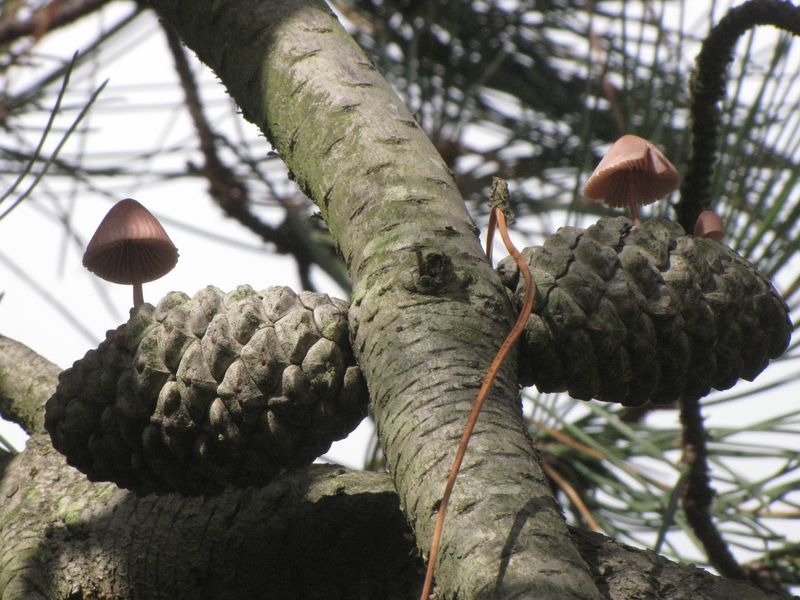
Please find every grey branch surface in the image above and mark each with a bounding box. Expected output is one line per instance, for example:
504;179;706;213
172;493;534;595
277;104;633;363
0;332;787;598
0;434;423;599
0;334;60;435
147;1;599;597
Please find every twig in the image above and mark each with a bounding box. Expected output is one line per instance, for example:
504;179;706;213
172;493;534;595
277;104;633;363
163;25;276;234
678;0;800;231
679;395;745;579
0;55;108;220
163;23;351;292
0;0;111;46
679;397;788;592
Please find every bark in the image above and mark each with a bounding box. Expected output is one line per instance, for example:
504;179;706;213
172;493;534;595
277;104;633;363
0;434;423;599
145;1;599;597
0;338;788;599
0;334;60;435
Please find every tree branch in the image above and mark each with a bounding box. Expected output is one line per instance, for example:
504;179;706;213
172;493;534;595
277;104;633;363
0;334;60;434
0;0;111;47
144;1;604;597
677;0;800;231
0;435;785;600
680;396;745;579
0;334;787;599
1;436;425;599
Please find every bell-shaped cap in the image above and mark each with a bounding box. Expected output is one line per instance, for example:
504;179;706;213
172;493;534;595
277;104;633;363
83;198;178;285
694;210;725;241
583;135;681;208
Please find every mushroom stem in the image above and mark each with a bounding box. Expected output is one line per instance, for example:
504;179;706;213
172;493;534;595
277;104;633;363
133;283;144;308
630;204;642;228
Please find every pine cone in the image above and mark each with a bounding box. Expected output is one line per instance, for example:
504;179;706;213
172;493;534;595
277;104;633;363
497;217;791;406
45;285;368;495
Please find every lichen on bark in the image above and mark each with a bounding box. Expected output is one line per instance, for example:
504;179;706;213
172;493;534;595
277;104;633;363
148;0;601;597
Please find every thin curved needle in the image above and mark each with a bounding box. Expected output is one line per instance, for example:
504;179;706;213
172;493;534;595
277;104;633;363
419;206;536;599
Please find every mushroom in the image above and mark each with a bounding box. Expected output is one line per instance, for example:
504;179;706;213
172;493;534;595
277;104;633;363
583;134;681;227
83;198;178;308
693;210;725;241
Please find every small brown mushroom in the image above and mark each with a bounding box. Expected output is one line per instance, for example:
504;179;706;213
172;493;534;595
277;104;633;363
83;198;178;308
693;210;725;241
583;134;681;227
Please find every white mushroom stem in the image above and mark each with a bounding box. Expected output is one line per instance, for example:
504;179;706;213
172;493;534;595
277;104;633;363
629;204;642;228
133;283;144;308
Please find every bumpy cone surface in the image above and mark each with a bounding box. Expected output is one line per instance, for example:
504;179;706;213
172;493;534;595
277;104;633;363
497;217;791;406
45;285;368;494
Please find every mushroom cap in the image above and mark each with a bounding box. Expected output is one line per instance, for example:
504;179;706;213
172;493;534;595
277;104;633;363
694;210;725;241
583;134;681;208
83;198;178;285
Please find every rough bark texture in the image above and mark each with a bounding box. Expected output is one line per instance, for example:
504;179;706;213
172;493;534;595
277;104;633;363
1;1;792;599
145;1;600;597
0;442;787;600
0;337;789;599
0;435;423;600
0;334;60;435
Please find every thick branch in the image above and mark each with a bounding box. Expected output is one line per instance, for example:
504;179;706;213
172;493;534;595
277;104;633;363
0;435;784;600
0;334;60;434
0;436;424;600
145;1;600;597
0;334;786;599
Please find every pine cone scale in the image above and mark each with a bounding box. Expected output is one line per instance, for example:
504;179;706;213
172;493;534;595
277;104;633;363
45;285;369;495
498;217;792;406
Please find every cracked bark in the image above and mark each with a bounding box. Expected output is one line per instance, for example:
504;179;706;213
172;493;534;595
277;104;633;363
146;1;600;597
0;1;790;599
0;434;423;600
0;334;59;435
0;336;788;599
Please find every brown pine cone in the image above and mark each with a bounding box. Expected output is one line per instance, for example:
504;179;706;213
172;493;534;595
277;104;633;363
497;217;791;406
45;285;368;495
